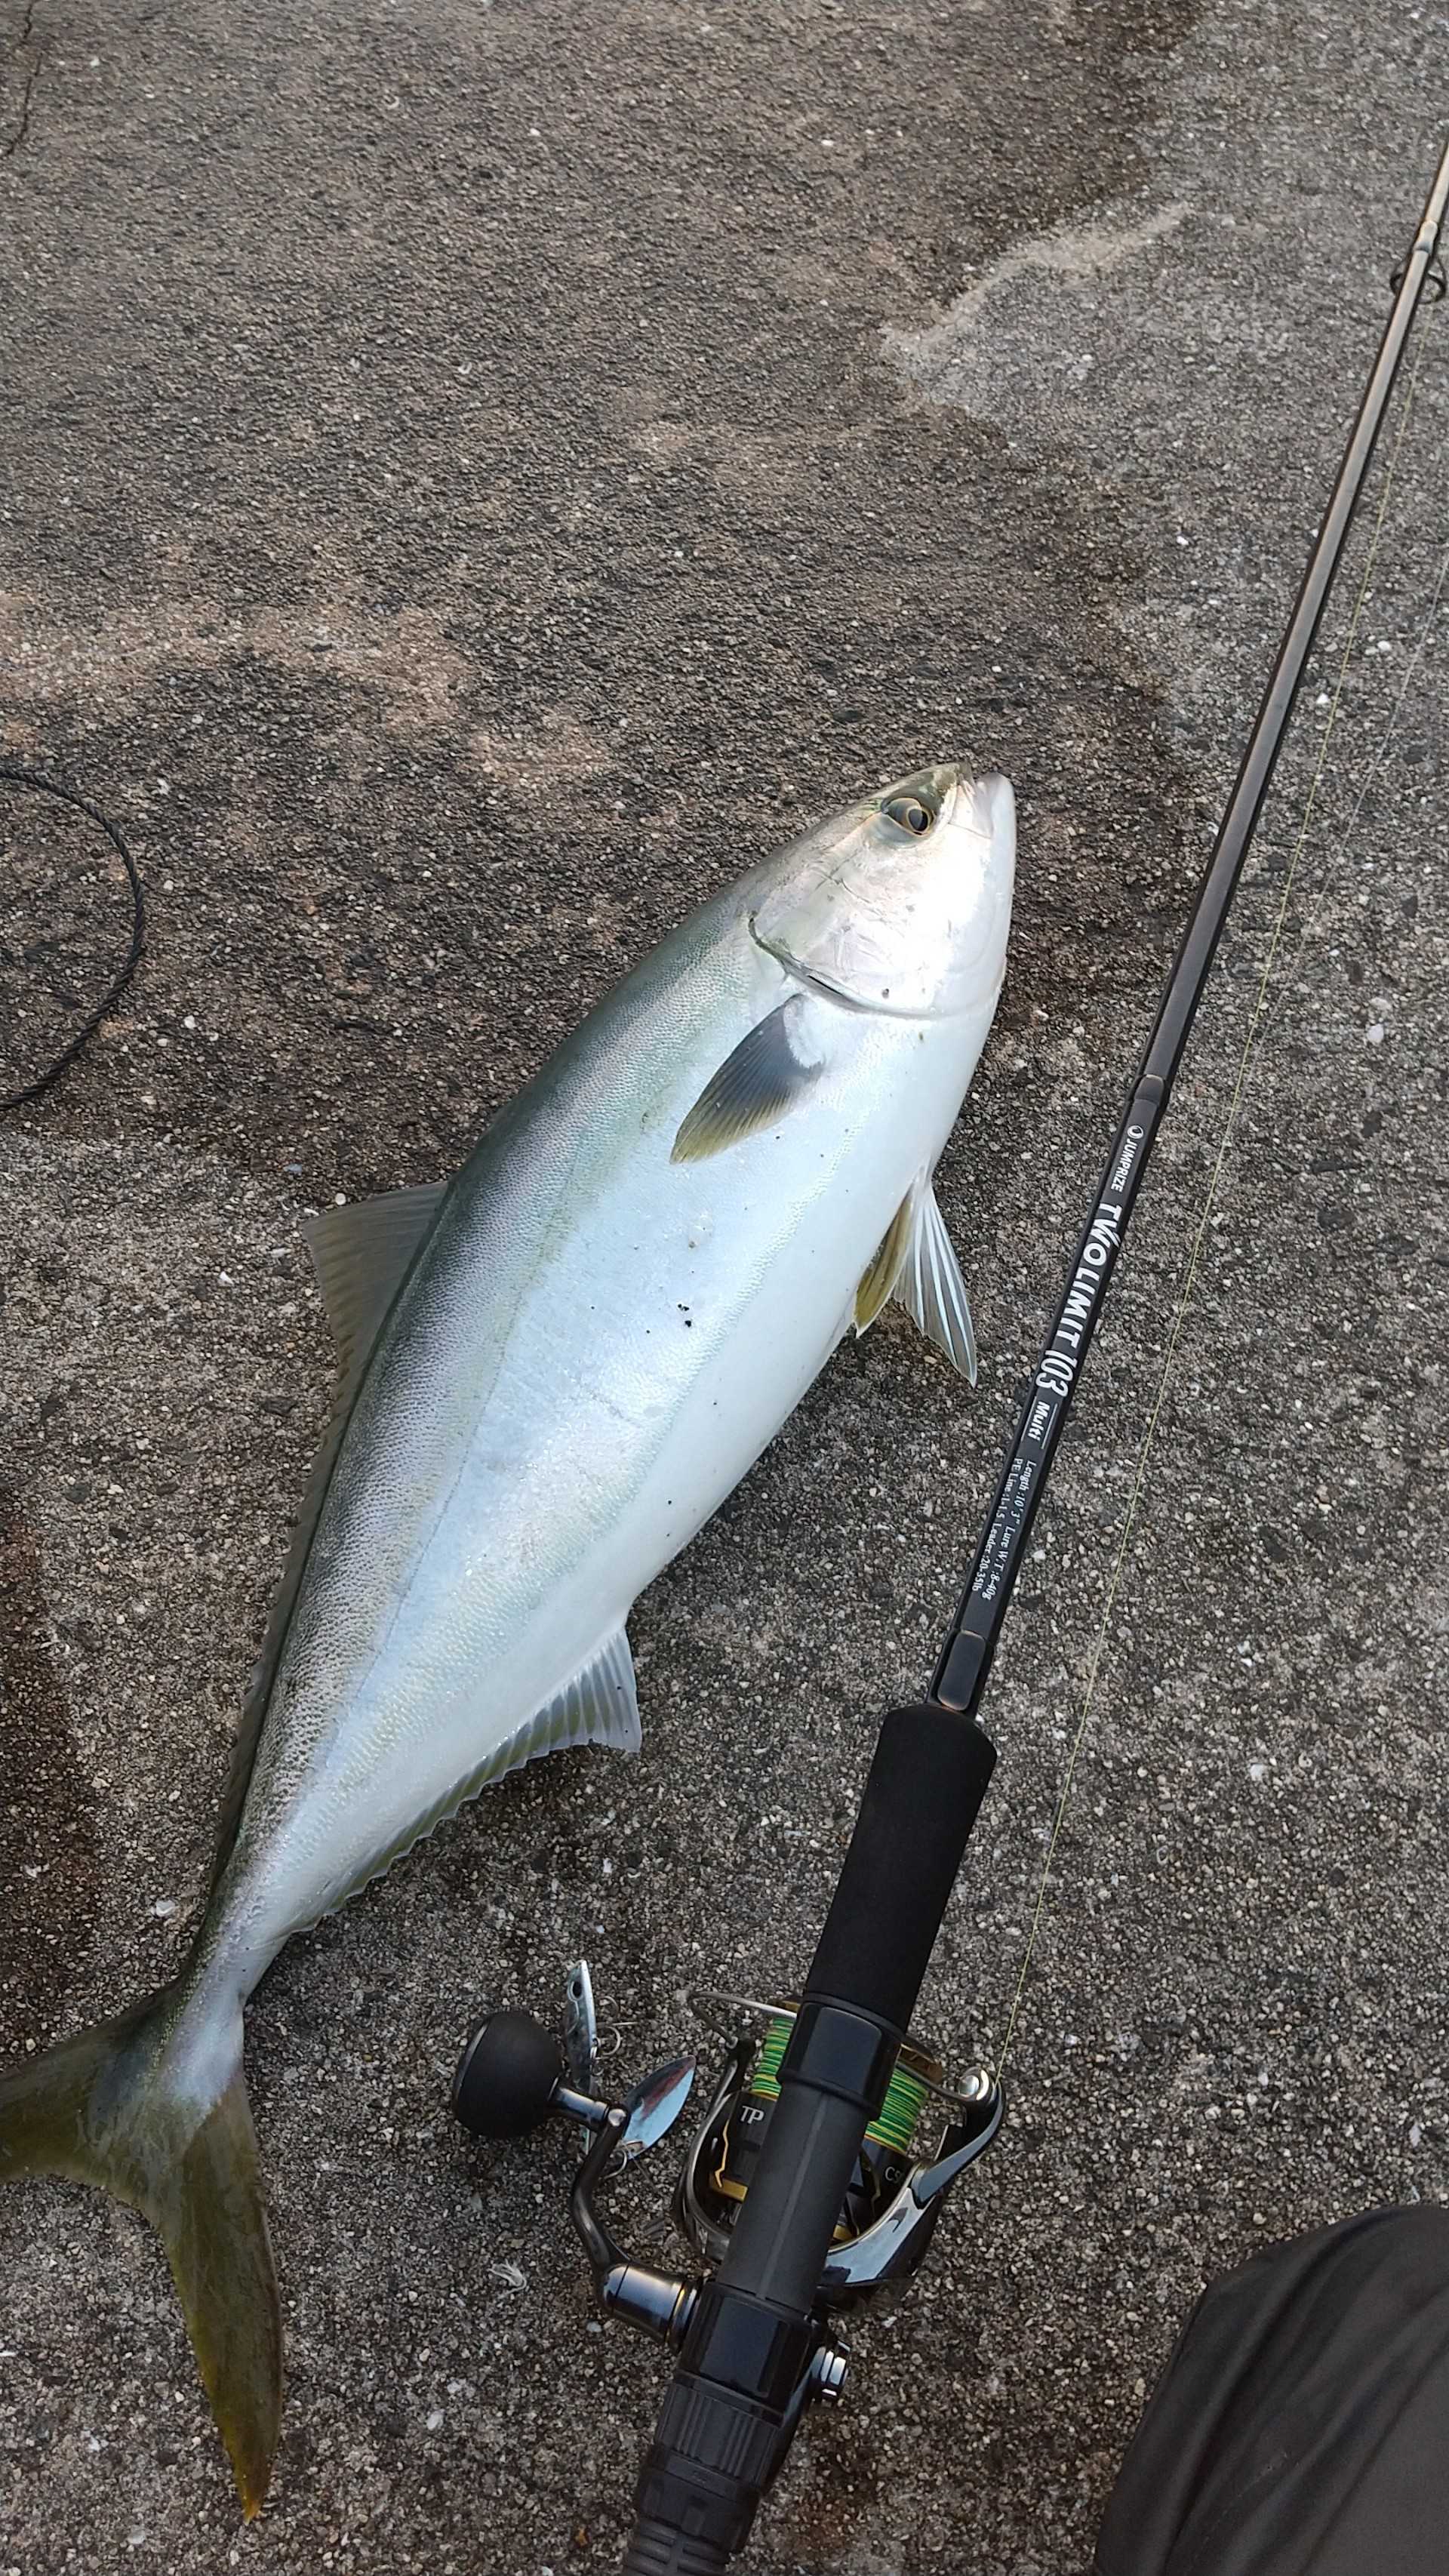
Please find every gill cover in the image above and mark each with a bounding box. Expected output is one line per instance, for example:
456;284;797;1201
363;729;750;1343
750;764;1014;1019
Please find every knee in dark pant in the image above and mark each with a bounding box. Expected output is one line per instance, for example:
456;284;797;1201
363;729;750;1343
1362;2202;1449;2259
1095;2206;1449;2576
1323;2201;1449;2288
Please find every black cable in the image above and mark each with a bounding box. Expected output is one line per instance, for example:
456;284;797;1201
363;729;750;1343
0;766;146;1111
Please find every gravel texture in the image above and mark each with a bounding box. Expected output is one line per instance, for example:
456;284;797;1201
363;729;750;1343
1;3;1445;2571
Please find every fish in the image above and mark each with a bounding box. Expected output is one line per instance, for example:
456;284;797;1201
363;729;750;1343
0;759;1015;2513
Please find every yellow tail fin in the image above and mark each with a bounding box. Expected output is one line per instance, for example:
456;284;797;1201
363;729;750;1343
0;1987;281;2513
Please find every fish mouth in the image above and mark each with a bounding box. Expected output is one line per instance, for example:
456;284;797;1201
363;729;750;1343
971;770;1014;839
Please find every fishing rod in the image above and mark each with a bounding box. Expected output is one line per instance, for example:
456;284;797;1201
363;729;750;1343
451;137;1449;2575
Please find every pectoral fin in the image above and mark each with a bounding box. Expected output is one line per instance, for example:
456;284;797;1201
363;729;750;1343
672;998;822;1162
855;1180;978;1383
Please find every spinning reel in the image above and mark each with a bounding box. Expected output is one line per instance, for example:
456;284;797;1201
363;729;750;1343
451;1959;1002;2368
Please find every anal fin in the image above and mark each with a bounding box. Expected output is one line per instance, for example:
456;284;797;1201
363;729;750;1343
537;1624;642;1756
320;1627;643;1919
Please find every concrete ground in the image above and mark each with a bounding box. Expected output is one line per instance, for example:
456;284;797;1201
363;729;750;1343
2;2;1445;2569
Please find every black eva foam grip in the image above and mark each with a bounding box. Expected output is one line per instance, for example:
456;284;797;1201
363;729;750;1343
804;1702;995;2036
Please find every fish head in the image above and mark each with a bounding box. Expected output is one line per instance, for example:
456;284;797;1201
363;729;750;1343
749;762;1014;1017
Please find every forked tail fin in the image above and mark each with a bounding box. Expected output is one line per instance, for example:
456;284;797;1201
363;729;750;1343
0;1985;281;2513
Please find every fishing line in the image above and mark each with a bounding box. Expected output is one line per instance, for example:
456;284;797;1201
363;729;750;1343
993;315;1438;2083
1272;527;1449;995
0;767;146;1113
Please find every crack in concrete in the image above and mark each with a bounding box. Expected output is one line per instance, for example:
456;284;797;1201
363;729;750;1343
2;1;42;160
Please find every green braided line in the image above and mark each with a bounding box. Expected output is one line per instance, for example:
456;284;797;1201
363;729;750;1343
751;2015;925;2159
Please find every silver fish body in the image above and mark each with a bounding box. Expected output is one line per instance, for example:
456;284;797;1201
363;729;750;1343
0;761;1015;2511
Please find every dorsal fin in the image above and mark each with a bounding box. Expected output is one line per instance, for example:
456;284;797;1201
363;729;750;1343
304;1182;448;1378
210;1180;448;1888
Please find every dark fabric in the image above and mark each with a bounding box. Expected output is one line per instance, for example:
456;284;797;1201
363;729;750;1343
1094;2207;1449;2576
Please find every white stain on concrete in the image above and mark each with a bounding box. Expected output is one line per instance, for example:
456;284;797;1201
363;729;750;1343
883;199;1191;417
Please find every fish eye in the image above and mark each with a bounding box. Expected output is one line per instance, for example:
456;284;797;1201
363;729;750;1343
883;795;932;836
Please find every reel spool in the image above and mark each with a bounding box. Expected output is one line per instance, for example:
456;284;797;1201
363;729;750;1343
677;1996;1002;2302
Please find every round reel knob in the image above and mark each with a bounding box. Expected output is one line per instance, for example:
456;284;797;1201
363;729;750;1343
451;2007;564;2140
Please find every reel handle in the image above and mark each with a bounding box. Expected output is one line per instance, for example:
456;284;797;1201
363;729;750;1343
451;2008;564;2139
